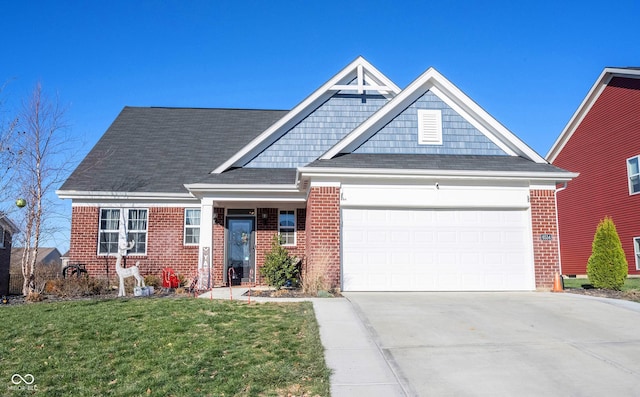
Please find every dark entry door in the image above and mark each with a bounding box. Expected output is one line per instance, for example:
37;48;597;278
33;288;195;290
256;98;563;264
226;217;255;285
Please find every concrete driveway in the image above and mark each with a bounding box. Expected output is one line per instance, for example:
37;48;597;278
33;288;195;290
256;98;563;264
344;292;640;396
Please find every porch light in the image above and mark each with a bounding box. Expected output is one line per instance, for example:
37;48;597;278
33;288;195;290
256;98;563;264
261;213;268;224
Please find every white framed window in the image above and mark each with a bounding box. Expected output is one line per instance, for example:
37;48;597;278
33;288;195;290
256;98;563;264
98;208;121;254
0;225;5;249
98;208;148;255
127;209;148;255
278;210;296;246
634;237;640;270
184;209;201;245
627;155;640;195
418;109;443;145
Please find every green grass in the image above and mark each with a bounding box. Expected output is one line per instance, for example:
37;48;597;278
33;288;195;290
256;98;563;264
563;277;640;291
0;297;330;396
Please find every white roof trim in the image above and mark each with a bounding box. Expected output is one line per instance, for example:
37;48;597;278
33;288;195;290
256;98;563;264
321;67;546;163
184;183;299;192
546;67;640;162
211;56;400;174
0;216;20;234
298;166;578;182
184;183;305;202
56;190;195;201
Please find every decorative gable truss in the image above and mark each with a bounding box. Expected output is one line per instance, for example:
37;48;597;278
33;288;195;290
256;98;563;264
212;56;401;173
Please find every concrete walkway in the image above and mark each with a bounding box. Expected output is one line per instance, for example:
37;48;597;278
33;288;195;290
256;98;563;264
199;287;406;396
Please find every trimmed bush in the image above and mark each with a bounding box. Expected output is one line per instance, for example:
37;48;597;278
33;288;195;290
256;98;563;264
260;234;299;290
587;216;628;290
144;274;161;288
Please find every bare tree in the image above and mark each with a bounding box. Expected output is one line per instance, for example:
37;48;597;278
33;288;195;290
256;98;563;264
15;83;69;297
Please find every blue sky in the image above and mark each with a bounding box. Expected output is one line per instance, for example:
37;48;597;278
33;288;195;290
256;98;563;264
2;0;639;252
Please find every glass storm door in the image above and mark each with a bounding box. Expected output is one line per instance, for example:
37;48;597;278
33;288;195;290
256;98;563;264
226;217;255;285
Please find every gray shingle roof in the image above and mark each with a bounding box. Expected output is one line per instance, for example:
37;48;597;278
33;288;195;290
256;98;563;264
306;153;567;173
61;107;288;193
189;168;298;185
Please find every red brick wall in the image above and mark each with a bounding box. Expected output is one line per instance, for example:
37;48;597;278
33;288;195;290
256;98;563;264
305;186;341;289
69;206;198;281
530;190;560;289
212;207;225;286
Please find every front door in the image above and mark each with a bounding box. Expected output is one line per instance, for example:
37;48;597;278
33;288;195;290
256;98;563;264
226;217;255;285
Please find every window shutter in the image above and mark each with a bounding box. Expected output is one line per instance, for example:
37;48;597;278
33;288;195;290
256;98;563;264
418;109;443;145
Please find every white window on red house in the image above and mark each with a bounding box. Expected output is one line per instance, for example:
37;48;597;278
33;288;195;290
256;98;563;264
279;210;295;246
634;237;640;270
98;209;121;254
184;209;201;245
627;156;640;194
127;209;148;255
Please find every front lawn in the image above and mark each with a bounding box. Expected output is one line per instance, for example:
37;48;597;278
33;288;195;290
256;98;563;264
0;297;330;396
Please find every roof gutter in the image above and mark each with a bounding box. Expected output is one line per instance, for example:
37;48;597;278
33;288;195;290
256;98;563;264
56;190;195;201
298;166;579;183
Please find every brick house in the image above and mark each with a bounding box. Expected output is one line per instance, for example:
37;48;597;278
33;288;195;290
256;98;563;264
0;216;19;296
547;67;640;276
58;57;575;291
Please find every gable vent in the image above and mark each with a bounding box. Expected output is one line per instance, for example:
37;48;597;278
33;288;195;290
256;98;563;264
418;109;443;145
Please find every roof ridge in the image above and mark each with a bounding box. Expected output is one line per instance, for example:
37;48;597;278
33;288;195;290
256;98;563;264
122;106;289;112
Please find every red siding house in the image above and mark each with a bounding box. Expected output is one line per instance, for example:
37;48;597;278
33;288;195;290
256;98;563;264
58;57;575;291
547;68;640;276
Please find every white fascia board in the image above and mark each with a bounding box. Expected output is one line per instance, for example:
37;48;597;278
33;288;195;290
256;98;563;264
0;217;20;234
56;190;195;201
71;201;200;208
184;183;299;192
184;183;306;202
546;68;640;162
298;166;578;183
322;67;547;163
211;56;400;174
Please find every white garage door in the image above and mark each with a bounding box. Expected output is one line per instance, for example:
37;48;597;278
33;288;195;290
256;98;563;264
342;208;534;291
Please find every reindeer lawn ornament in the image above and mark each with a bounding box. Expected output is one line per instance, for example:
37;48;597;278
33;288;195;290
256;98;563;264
115;241;145;297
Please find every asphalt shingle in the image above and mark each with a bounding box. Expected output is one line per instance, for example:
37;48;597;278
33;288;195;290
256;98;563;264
61;107;288;193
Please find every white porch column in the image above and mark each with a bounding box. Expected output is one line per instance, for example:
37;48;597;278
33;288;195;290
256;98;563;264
198;198;214;289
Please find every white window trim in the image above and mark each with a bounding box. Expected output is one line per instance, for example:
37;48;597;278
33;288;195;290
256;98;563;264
418;109;443;145
278;209;296;246
184;208;201;246
127;208;149;256
634;237;640;271
0;225;4;249
97;208;148;256
627;155;640;195
98;208;121;256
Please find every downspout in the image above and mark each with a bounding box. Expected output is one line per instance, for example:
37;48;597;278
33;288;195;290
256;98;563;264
554;182;568;275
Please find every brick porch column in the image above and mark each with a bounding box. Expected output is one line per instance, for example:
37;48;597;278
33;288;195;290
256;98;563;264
530;189;561;289
305;185;341;289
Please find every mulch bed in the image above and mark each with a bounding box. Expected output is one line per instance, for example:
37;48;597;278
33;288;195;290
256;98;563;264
5;288;639;305
563;288;640;303
1;288;183;306
245;288;340;298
